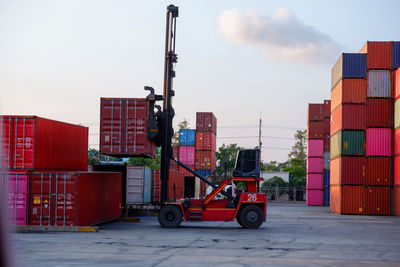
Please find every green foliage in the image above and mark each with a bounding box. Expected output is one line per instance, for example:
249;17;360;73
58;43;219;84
282;158;306;187
172;119;190;145
262;160;289;171
261;176;288;188
288;130;307;166
88;148;99;165
129;147;161;169
216;143;243;169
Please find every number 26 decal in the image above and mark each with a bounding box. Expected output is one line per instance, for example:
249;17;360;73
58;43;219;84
247;193;257;201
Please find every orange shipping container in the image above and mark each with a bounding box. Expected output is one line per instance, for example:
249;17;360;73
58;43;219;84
366;157;391;186
331;79;367;112
359;41;392;70
394;186;400;216
330;104;366;135
330;185;365;215
366;186;391;215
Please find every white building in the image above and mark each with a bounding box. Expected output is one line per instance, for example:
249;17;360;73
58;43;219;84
261;171;290;183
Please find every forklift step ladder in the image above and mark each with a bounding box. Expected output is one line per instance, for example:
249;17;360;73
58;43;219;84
189;206;202;219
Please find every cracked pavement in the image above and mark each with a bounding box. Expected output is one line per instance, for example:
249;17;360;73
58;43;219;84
9;203;400;266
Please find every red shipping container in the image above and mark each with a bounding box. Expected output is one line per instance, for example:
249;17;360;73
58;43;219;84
0;116;88;170
366;186;391;215
395;68;400;100
366;157;391;186
179;164;195;177
330;185;366;215
394;186;400;216
359;41;392;70
99;98;155;158
331;79;367;112
323;133;330;151
323;117;330;134
195;132;217;151
172;146;179;159
395;156;400;186
307;121;324;139
394;129;400;156
0;171;29;225
196;112;217;134
308;104;323;122
366;128;392;156
330;157;366;185
367;99;393;128
323;100;331;117
151;169;185;202
330;104;366;135
195;150;216;170
29;171;122;226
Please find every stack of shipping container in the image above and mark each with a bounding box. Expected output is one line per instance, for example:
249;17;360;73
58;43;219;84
329;41;398;215
306;102;329;206
394;61;400;216
0;116;122;226
195;112;217;198
323;100;331;206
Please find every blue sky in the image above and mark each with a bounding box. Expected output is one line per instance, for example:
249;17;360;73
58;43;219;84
1;0;399;162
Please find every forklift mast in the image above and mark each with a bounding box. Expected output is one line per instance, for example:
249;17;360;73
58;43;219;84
160;5;179;203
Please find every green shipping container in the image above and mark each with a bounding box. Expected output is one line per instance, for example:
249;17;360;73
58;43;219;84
330;130;365;159
395;98;400;129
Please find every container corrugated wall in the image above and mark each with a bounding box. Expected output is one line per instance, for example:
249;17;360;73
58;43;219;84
331;53;367;89
395;68;400;99
307;121;324;139
179;129;196;146
330;186;365;215
331;79;367;112
360;41;392;70
367;99;393;127
306;190;323;206
366;186;391;215
395;129;400;156
307;173;323;189
307;140;323;157
367;70;392;98
366;128;392;156
366;157;391;186
330;130;365;159
330;157;366;185
330;104;366;134
395;99;400;129
393;42;400;70
126;166;151;204
178;146;195;165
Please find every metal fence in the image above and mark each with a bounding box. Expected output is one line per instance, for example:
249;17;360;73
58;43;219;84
262;187;306;202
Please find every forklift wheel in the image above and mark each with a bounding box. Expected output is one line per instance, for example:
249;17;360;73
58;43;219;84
158;205;183;228
239;205;264;229
236;212;244;227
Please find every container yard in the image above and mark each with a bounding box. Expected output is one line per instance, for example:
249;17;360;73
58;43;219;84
2;2;400;267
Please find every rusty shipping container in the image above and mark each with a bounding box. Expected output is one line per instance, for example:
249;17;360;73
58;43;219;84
308;104;324;122
330;157;366;186
331;79;367;112
366;186;391;215
29;171;122;226
195;150;216;170
0;116;88;170
331;53;366;89
151;169;185;202
367;70;392;98
360;41;392;70
366;157;391;186
367;99;394;128
307;121;324;139
330;185;366;215
330;104;366;135
196;112;217;134
99;98;155;158
195;132;217;151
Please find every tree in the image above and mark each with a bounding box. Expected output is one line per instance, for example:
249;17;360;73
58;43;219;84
172;119;190;145
129;147;161;169
262;176;287;188
282;158;306;187
88;148;99;165
262;161;289;171
288;130;307;166
216;143;243;169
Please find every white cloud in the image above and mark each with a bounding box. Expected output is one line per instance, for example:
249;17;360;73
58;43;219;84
217;8;341;65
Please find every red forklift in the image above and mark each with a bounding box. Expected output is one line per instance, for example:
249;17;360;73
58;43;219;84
146;5;267;229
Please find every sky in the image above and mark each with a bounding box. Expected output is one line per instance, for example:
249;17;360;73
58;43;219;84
1;0;399;163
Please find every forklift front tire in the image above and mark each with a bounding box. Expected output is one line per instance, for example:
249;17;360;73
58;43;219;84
158;205;183;228
239;205;264;229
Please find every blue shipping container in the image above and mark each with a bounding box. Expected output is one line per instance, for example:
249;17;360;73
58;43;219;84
323;170;330;188
179;129;196;146
323;188;330;206
331;53;367;89
195;169;212;178
393;42;400;69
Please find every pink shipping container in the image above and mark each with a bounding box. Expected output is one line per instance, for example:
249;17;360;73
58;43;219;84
178;146;195;165
306;189;323;206
307;140;323;157
0;116;88;170
366;128;392;156
99;98;155;158
0;171;29;225
307;173;323;190
307;157;323;173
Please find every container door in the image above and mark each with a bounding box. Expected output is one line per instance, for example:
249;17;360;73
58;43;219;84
30;172;54;226
13;117;35;169
126;166;144;204
125;99;148;155
100;99;124;154
0;117;12;169
54;173;77;226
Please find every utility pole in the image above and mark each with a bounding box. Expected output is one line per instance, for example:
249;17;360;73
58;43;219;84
258;112;262;150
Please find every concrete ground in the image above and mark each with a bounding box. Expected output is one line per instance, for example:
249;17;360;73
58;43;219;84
9;203;400;267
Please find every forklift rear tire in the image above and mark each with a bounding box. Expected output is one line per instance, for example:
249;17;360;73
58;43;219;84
239;205;264;229
158;205;182;228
